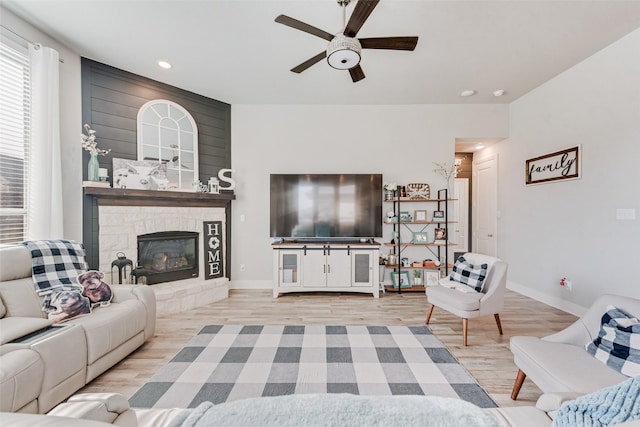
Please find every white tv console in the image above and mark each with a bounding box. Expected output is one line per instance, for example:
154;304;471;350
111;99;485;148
272;242;380;298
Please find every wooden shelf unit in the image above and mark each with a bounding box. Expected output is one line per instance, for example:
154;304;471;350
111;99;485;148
384;188;454;294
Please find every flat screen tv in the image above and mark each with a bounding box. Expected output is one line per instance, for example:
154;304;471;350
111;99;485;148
270;174;382;241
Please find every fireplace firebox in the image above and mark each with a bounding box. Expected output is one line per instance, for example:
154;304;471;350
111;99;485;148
137;231;199;284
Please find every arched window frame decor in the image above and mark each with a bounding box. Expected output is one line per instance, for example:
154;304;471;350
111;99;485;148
137;99;198;191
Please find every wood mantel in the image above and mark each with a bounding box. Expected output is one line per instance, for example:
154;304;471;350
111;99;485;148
83;187;235;207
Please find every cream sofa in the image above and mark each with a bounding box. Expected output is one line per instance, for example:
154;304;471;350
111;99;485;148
510;294;640;400
0;244;156;414
1;391;639;427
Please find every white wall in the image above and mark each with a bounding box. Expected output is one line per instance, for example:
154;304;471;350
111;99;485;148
485;28;640;314
1;7;83;241
230;105;508;288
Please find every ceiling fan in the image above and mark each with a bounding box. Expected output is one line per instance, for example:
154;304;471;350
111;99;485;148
275;0;418;83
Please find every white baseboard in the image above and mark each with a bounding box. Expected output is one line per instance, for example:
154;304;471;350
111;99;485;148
229;279;272;290
507;280;586;316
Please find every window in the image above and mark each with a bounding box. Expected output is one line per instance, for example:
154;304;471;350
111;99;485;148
0;32;30;245
137;100;198;191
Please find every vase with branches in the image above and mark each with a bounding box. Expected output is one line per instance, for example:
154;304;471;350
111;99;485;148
81;124;110;181
433;162;458;193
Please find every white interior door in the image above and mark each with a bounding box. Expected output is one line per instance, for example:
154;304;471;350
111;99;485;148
452;178;469;259
473;154;498;257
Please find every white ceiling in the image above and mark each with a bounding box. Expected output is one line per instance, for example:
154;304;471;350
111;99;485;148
3;0;640;106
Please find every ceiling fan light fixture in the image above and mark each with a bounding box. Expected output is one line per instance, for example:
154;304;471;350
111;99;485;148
326;34;361;70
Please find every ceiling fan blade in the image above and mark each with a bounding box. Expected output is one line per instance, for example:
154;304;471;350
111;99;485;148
344;0;380;38
349;64;366;83
291;51;327;73
360;36;419;51
275;15;335;41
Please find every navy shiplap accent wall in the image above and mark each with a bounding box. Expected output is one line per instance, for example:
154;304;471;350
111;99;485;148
81;58;232;271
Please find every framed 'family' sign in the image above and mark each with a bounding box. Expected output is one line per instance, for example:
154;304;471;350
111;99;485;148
525;145;581;185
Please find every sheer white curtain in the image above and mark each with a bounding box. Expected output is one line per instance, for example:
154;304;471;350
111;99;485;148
27;43;63;240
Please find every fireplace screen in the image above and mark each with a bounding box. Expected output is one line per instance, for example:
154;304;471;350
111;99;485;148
137;231;199;284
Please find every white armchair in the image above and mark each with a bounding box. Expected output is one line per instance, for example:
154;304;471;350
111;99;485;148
510;294;640;400
425;253;508;346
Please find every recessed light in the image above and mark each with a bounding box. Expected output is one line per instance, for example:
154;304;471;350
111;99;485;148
493;89;505;97
460;90;476;97
158;61;172;69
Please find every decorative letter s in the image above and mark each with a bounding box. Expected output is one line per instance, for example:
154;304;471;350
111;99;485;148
218;169;236;191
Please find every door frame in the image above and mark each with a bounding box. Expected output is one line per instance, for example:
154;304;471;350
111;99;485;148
472;153;498;257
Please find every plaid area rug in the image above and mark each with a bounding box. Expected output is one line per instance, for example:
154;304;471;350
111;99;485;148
129;325;496;409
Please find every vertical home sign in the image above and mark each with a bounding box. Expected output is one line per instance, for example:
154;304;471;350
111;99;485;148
203;221;224;279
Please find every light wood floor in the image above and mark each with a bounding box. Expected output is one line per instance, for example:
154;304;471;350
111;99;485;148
79;288;577;408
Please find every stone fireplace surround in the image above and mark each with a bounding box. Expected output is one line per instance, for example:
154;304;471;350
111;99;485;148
85;187;234;314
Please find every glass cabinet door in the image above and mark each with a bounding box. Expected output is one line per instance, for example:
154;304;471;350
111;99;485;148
352;251;373;287
280;251;301;287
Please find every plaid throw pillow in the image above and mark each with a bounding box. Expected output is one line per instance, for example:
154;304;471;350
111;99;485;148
586;305;640;376
449;256;488;292
23;239;88;295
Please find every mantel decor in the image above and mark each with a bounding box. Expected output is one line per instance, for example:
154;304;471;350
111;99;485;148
525;145;581;185
83;187;235;208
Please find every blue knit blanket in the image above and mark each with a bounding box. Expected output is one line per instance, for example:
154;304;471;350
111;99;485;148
553;377;640;427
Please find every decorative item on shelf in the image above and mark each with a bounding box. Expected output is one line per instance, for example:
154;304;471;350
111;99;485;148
88;153;99;182
391;271;411;289
406;183;430;200
425;270;440;287
400;186;407;198
383;183;397;200
98;168;109;182
413;269;423;286
401;257;410;267
423;259;437;269
411;261;422;268
192;180;209;193
81;124;111;182
433;210;445;220
218;168;236;192
433;161;457;192
208;177;220;194
82;180;110;188
399;211;412;222
411;231;429;244
434;228;447;244
113;158;168;190
385;210;396;223
389;231;399;245
414;210;427;222
387;252;397;266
